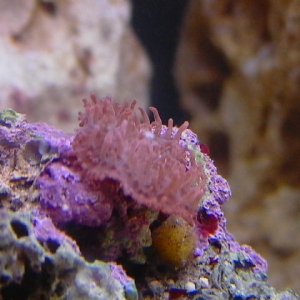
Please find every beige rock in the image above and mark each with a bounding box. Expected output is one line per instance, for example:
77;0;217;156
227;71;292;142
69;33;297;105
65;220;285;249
175;0;300;293
0;0;151;132
0;0;35;35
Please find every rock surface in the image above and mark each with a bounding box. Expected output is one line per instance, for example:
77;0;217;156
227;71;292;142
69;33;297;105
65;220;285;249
0;102;298;299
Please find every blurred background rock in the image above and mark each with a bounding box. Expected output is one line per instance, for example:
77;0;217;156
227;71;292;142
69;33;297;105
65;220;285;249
1;0;299;294
173;0;300;293
0;0;151;132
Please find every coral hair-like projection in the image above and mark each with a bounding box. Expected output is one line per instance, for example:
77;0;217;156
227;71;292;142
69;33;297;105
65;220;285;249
72;95;206;225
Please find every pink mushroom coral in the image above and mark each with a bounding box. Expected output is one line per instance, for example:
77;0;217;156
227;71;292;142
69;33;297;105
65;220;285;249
72;95;206;225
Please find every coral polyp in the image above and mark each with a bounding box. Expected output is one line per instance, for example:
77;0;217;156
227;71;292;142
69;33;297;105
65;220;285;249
72;95;206;225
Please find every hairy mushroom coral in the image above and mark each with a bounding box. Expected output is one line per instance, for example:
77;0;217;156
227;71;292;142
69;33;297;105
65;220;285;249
72;95;206;226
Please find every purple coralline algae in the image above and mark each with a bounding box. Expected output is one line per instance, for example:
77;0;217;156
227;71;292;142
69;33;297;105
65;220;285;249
0;210;137;300
37;162;113;227
0;100;298;300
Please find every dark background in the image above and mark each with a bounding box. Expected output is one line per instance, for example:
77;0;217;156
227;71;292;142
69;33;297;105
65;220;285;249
131;0;189;125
